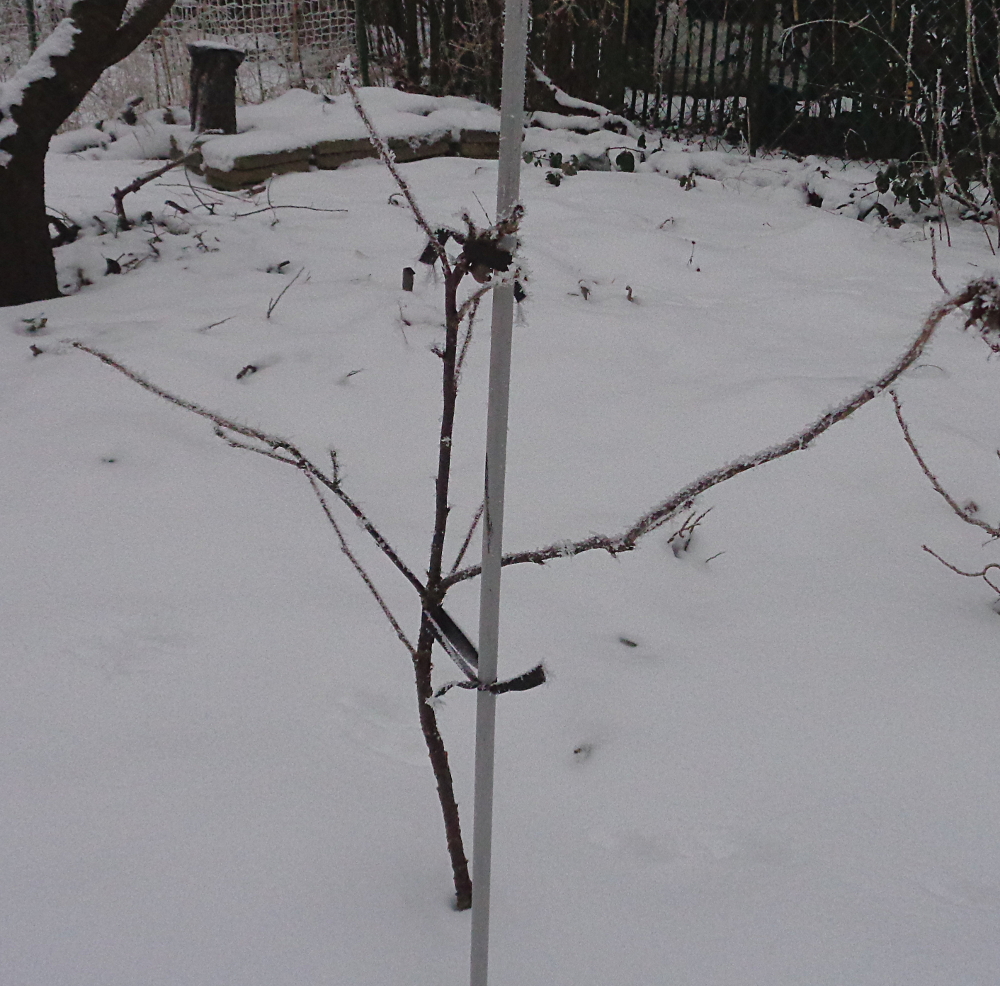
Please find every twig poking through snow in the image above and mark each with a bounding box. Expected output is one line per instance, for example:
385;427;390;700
266;266;304;318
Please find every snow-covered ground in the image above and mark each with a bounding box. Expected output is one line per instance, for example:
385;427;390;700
4;118;1000;985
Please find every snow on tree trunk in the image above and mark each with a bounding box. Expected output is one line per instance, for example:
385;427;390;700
0;0;179;307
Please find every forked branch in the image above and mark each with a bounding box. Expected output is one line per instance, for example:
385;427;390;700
923;544;1000;596
443;278;1000;588
71;342;427;599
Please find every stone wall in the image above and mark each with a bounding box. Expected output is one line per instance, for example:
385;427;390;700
200;129;499;190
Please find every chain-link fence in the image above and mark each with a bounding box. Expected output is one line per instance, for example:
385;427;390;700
2;1;356;125
5;0;1000;182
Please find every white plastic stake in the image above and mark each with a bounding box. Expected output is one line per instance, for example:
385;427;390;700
470;0;529;984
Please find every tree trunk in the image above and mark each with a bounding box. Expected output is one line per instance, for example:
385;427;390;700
0;140;58;306
0;0;179;308
188;42;246;134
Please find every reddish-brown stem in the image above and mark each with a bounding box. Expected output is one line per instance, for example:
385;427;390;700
426;269;465;596
413;613;473;910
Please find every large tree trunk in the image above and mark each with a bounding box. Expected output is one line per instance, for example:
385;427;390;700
0;0;177;308
0;138;58;306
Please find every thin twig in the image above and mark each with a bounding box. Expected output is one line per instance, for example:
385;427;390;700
338;62;451;274
71;342;428;598
234;204;348;218
922;544;1000;595
930;226;949;294
455;295;481;381
112;153;201;230
457;280;494;326
443;280;999;588
267;266;305;318
890;390;1000;537
305;474;416;656
449;501;484;575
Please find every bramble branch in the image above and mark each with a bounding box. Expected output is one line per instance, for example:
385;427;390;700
890;389;1000;538
923;545;1000;596
444;279;1000;588
71;342;426;598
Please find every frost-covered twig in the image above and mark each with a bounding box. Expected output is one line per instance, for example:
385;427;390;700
444;279;1000;588
71;342;427;597
667;507;713;557
890;389;1000;538
337;61;450;272
233;204;349;219
455;292;485;382
305;473;416;657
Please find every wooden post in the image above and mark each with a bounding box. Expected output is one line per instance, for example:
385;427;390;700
746;0;767;154
355;0;372;86
23;0;37;53
188;42;246;135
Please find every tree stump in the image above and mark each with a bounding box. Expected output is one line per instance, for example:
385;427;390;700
187;42;246;135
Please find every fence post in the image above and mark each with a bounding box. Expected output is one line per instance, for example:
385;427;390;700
23;0;37;53
354;0;371;86
746;0;767;154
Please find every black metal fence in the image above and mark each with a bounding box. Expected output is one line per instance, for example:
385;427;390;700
363;0;1000;164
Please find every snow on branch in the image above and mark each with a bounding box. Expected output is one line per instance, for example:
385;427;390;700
443;279;1000;588
528;61;641;139
0;19;80;166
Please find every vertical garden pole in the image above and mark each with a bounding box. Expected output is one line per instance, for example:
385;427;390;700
470;0;529;982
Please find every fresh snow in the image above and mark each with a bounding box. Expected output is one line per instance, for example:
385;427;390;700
196;88;501;172
0;18;80;166
3;112;1000;986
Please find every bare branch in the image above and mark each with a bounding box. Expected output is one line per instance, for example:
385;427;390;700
457;281;494;326
233;204;348;219
72;341;280;445
305;473;416;656
338;62;451;274
112;153;200;230
72;342;427;598
923;544;1000;595
449;501;484;575
667;507;713;556
455;294;482;382
213;426;302;466
443;279;999;588
112;0;178;63
267;266;305;319
890;390;1000;538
